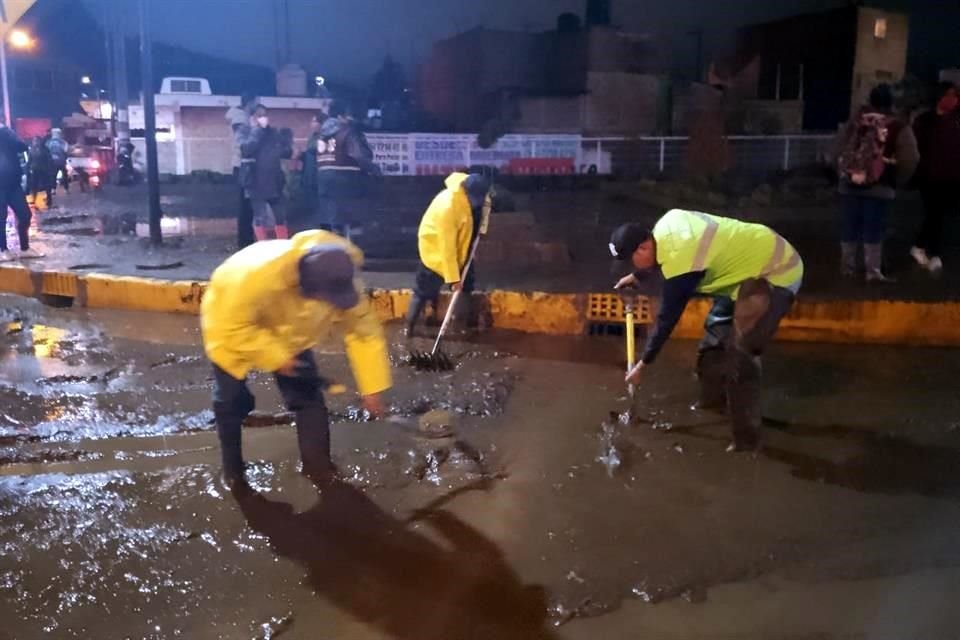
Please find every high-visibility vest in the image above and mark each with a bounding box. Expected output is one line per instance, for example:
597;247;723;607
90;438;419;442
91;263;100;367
653;209;803;299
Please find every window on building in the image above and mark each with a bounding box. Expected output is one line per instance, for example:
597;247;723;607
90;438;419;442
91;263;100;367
170;79;202;93
874;17;888;40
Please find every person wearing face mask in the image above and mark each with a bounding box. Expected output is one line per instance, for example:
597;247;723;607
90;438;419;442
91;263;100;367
910;82;960;274
610;210;803;453
405;173;489;338
240;105;293;241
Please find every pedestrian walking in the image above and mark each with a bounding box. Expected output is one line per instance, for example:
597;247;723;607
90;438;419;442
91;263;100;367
200;229;391;487
226;93;257;248
240;104;293;242
835;84;919;282
611;209;804;452
910;81;959;274
45;128;69;201
405;172;489;338
0;123;42;261
27;137;53;208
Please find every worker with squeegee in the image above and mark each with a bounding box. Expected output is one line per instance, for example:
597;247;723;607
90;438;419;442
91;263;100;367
610;209;803;452
201;230;391;488
405;172;491;339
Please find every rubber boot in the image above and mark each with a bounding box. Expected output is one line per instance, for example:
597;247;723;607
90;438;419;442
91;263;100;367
695;348;728;412
295;404;333;484
864;243;894;283
253;225;271;242
275;225;289;240
726;350;762;452
840;242;858;278
405;294;428;338
216;418;246;485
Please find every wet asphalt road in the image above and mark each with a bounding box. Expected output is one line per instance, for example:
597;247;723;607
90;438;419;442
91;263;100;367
2;294;960;639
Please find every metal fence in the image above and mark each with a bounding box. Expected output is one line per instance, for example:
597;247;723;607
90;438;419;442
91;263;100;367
580;134;835;178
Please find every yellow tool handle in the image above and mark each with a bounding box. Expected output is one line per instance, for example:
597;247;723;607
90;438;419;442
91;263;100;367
625;306;636;370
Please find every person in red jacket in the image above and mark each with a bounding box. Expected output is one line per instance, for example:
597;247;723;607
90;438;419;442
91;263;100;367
911;82;960;274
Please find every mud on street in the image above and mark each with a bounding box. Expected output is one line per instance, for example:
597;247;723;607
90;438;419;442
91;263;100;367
2;294;960;639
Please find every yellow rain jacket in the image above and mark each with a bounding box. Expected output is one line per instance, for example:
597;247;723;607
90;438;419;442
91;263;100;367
201;230;391;397
417;172;474;284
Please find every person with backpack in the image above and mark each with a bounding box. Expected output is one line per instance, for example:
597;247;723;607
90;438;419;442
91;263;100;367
46;128;69;200
910;81;959;274
835;84;919;282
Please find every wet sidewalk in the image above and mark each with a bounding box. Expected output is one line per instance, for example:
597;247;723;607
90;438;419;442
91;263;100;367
2;296;960;638
7;182;959;300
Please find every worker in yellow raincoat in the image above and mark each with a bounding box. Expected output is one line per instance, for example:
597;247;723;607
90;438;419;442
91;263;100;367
405;172;489;337
201;230;391;486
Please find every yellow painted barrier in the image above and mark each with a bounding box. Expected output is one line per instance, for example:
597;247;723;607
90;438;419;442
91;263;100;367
3;264;960;347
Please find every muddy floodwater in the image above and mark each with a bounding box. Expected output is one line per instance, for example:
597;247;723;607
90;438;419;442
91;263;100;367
2;294;960;639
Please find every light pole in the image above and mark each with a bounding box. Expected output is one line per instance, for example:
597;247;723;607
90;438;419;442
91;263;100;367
1;28;34;127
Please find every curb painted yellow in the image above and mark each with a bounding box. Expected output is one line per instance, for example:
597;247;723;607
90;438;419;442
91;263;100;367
3;265;960;346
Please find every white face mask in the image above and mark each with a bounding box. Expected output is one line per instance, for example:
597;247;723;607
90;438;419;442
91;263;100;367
257;116;269;127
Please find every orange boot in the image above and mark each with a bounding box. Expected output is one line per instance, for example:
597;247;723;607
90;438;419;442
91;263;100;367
253;226;271;242
275;225;289;240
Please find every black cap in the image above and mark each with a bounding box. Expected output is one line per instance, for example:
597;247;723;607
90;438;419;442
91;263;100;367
298;244;360;309
609;224;652;260
463;174;490;207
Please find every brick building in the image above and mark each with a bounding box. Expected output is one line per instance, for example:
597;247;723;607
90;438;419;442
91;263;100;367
733;5;909;131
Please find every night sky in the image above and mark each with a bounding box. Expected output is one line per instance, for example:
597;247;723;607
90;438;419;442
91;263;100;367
85;0;959;84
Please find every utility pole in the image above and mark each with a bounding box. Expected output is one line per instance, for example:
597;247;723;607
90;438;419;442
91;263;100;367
139;0;161;245
113;3;130;148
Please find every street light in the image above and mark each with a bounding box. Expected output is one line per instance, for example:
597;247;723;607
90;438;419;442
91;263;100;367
1;29;36;127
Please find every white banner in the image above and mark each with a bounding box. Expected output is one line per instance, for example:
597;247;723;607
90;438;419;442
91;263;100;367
367;133;582;176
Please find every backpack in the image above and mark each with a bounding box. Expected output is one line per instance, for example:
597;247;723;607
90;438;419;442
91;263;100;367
837;111;899;187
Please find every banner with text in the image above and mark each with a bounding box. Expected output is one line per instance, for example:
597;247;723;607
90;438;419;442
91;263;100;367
367;133;582;176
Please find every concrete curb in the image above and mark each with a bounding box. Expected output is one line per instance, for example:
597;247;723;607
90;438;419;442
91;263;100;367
3;264;959;346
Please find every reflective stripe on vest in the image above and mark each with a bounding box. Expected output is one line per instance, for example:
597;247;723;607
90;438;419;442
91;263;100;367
761;234;801;279
689;211;720;272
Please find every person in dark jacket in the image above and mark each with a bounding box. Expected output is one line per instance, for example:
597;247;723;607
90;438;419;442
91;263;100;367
835;84;919;283
240;104;293;241
46;128;69;198
0;124;42;261
910;81;959;274
300;112;324;223
226;93;257;248
27;136;54;207
315;100;379;235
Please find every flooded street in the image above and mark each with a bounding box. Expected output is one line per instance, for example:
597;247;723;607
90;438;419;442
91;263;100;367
2;294;960;639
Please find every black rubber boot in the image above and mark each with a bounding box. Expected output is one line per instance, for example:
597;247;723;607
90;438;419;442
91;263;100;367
295;404;333;483
695;348;728;412
726;350;762;452
405;294;429;338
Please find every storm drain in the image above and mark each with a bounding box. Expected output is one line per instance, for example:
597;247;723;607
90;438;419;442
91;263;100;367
586;293;654;336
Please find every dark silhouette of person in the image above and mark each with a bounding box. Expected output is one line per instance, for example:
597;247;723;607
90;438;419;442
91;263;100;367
234;479;557;640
